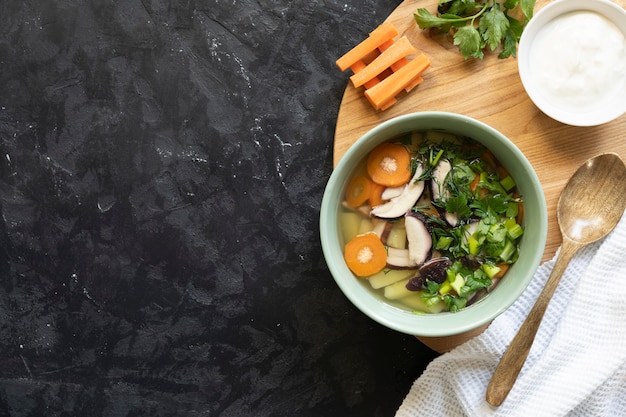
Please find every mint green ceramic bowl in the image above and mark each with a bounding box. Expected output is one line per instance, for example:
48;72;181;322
320;112;547;337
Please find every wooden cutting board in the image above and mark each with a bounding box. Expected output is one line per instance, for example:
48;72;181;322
334;0;626;264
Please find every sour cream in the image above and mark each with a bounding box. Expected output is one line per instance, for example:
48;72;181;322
529;11;626;113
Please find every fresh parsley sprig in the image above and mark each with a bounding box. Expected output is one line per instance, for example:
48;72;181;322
414;0;536;59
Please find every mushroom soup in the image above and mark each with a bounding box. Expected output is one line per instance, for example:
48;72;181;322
340;130;524;313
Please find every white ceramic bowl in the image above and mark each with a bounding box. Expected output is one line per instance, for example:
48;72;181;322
518;0;626;126
320;112;548;337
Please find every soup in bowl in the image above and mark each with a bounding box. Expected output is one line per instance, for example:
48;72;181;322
320;112;547;337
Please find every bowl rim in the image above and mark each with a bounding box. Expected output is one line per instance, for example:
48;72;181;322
320;111;548;337
517;0;626;126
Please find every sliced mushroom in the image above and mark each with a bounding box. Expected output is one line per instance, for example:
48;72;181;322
419;257;452;284
405;211;432;266
464;220;480;237
381;185;404;200
461;256;480;270
431;159;458;226
371;162;425;219
467;289;486;306
444;211;458;227
406;257;453;292
463;219;479;239
376;220;393;242
406;274;426;291
431;159;451;202
487;277;501;292
341;201;372;218
467;272;501;306
386;247;418;269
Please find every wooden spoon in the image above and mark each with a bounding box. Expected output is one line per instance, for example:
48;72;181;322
486;153;626;407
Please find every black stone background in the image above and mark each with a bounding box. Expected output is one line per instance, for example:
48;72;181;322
0;1;439;416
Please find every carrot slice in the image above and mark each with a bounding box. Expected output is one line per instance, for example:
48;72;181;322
482;150;498;171
336;22;399;72
364;53;430;110
368;181;386;207
367;143;412;187
497;164;510;180
493;263;510;279
350;36;416;88
345;175;372;207
469;172;481;192
469;172;490;198
344;233;387;277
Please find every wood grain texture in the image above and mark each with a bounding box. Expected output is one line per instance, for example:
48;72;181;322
334;0;626;263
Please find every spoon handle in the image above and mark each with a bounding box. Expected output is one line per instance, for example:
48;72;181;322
485;237;581;406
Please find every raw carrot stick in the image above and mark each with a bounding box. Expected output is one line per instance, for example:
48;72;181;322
378;67;394;81
392;57;410;75
367;143;411;187
378;39;395;51
345;175;372;208
344;232;387;277
349;60;381;89
364;53;430;110
360;49;382;65
350;60;367;72
403;74;423;92
378;97;398;111
378;74;424;107
377;74;423;109
377;38;411;74
336;22;399;72
350;36;417;88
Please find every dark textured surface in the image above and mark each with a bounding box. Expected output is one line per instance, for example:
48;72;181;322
0;1;439;415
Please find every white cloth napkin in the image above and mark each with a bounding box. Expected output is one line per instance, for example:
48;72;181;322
396;212;626;417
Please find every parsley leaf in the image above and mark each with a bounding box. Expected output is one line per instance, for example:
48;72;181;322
426;280;441;295
443;294;467;312
414;8;463;30
453;25;484;59
499;13;524;57
414;0;536;59
443;0;481;16
521;0;535;20
446;194;473;219
479;5;509;51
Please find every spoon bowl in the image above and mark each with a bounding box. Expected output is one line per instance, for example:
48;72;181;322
558;154;626;244
486;153;626;406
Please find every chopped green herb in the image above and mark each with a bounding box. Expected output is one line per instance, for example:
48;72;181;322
404;138;524;310
500;175;516;191
505;217;524;240
446;195;472;219
482;262;502;279
436;235;454;250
